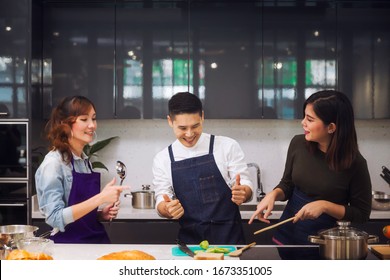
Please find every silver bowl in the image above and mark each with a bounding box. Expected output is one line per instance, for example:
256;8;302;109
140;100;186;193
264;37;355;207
372;191;390;211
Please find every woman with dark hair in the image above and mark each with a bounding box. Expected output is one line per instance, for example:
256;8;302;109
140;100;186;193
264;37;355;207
35;96;127;243
249;90;372;245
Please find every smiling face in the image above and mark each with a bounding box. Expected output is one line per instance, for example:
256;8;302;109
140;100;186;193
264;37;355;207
301;103;335;152
69;106;97;154
168;112;204;148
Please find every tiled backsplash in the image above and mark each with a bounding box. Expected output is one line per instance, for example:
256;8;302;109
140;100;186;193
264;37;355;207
89;119;390;202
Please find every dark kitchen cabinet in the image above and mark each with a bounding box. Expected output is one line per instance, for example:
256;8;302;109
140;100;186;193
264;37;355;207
0;0;30;119
33;218;389;245
30;0;390;120
33;218;274;244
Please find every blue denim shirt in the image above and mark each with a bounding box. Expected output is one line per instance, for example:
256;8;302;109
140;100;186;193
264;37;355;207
35;150;93;232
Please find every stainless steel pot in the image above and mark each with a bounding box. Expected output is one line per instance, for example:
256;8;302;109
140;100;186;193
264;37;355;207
371;191;390;211
308;221;378;260
0;225;39;259
126;185;156;209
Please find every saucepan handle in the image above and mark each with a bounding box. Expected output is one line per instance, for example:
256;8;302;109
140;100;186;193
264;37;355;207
308;235;326;245
367;235;379;244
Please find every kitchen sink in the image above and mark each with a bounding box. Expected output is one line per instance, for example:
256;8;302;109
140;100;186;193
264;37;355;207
239;204;286;211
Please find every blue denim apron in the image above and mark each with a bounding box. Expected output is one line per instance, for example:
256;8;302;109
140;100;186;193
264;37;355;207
169;135;245;245
51;158;110;244
273;188;336;245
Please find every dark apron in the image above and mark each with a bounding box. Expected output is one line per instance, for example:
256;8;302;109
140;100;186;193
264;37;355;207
51;158;110;244
169;135;245;245
273;188;336;245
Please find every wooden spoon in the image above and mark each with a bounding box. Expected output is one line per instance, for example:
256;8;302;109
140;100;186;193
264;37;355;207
228;242;256;257
253;216;295;235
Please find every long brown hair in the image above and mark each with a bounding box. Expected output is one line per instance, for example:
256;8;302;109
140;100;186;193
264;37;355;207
304;90;358;171
45;96;96;163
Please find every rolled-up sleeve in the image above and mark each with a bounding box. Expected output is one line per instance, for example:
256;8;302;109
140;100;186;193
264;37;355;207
35;155;74;232
152;150;174;213
224;138;254;193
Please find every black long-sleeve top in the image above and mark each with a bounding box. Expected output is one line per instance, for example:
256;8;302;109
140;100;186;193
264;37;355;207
276;134;372;223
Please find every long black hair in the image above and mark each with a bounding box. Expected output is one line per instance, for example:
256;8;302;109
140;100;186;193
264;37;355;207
304;90;358;171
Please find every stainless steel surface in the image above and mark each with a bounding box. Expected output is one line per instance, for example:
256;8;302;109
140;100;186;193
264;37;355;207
372;191;390;211
247;163;265;201
110;160;127;223
115;160;127;186
308;221;379;260
0;225;39;259
129;186;156;209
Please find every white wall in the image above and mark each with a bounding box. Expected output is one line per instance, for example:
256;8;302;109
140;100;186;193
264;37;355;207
94;119;390;201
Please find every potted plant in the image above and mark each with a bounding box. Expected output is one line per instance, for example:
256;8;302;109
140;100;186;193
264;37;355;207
83;136;119;171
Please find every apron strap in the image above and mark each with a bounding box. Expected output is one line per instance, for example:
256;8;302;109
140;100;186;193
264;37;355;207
70;157;94;173
168;135;215;162
209;135;215;154
168;144;175;163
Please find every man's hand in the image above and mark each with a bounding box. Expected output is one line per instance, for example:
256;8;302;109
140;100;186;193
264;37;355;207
162;194;184;219
231;174;251;205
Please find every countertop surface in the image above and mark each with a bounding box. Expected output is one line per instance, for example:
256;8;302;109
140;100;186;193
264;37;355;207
31;195;390;220
33;243;382;260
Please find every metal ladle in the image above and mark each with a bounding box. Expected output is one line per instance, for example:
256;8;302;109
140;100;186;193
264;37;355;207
109;161;127;223
116;160;127;186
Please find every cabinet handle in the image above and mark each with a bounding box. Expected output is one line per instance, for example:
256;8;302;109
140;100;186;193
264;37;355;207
0;203;26;207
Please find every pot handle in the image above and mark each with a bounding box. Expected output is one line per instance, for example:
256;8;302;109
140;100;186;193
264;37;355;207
367;235;379;244
308;235;326;245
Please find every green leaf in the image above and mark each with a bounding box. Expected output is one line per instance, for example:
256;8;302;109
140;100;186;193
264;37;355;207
88;136;119;155
91;161;108;171
82;136;119;171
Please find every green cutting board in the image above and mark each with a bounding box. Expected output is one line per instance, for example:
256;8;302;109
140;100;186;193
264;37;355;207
172;246;236;256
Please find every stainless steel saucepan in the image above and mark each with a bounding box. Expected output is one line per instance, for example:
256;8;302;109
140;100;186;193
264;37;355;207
308;221;379;260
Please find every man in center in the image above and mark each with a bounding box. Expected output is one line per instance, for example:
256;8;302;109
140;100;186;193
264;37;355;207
152;92;253;245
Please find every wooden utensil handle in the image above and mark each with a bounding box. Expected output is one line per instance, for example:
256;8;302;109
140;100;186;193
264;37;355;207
242;242;256;251
254;217;295;235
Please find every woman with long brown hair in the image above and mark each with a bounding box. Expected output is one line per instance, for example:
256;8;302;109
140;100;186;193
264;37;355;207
249;90;372;245
35;96;127;243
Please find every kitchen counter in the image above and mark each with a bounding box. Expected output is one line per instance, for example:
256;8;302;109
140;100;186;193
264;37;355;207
41;243;381;260
31;195;390;220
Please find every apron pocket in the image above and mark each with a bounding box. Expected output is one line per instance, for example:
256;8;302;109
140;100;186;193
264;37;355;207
199;175;220;204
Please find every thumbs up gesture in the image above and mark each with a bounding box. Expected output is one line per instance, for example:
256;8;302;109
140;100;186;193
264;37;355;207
162;194;184;219
231;174;247;205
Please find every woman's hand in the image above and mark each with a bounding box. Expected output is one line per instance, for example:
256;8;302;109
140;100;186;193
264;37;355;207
100;177;129;204
101;200;120;221
248;195;274;225
294;200;345;222
248;188;285;224
293;200;326;223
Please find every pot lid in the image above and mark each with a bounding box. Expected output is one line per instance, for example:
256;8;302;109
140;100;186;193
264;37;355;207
318;221;369;240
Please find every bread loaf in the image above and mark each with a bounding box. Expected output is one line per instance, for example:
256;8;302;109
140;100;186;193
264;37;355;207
194;252;224;260
6;249;53;260
97;250;156;260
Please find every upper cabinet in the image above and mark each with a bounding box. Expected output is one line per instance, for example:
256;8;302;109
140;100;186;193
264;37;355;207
31;0;390;119
0;0;29;119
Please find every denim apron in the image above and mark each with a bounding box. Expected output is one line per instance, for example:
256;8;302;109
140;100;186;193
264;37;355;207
169;135;245;245
51;158;110;244
273;188;336;245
